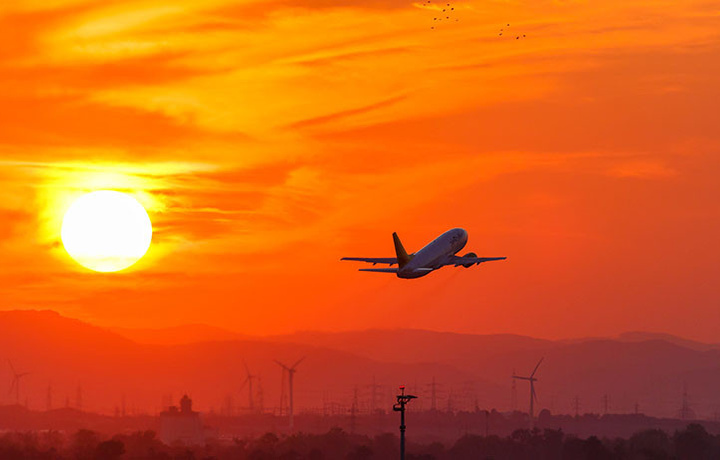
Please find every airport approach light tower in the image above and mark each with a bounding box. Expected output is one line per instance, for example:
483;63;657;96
393;385;417;460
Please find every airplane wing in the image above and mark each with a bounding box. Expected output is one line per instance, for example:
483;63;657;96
358;268;399;273
443;255;507;267
341;257;398;266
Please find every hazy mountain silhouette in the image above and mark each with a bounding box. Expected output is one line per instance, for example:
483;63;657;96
266;329;554;367
3;310;720;419
616;331;720;351
0;310;488;417
108;324;248;345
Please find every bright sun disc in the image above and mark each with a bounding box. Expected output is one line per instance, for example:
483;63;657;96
61;190;152;272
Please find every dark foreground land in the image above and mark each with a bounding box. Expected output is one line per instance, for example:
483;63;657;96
2;424;719;460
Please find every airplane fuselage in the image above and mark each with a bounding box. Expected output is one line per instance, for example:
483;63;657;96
341;227;505;278
398;228;468;278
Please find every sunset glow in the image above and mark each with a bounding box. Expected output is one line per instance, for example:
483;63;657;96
0;0;717;340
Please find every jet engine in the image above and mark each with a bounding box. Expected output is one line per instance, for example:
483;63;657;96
461;252;477;268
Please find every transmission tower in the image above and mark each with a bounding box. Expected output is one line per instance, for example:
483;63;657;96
680;382;693;420
46;384;52;411
602;394;609;415
573;395;581;418
349;386;359;433
76;385;83;411
511;369;517;411
430;377;437;411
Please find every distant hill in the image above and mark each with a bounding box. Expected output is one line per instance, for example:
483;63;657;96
616;331;720;351
108;324;248;345
0;310;487;416
266;329;554;365
3;310;720;419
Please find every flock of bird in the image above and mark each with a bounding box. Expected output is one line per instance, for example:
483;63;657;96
498;23;527;40
423;0;459;29
421;0;528;39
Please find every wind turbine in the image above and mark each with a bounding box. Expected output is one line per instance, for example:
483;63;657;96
240;360;256;412
512;357;544;420
8;361;30;406
274;357;305;430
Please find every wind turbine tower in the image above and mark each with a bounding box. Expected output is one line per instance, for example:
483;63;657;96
241;361;256;412
512;357;544;421
8;361;30;406
275;357;305;430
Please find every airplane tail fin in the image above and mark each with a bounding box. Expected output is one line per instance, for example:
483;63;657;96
392;232;412;269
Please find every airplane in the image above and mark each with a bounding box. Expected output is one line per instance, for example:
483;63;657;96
341;228;506;279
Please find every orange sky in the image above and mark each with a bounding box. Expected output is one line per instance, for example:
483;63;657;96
1;0;718;341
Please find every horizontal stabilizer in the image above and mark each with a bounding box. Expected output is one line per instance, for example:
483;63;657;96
358;268;398;274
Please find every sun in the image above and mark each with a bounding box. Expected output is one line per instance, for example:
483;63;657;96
61;190;153;272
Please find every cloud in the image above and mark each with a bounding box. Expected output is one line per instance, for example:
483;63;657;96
608;160;677;179
284;94;408;130
266;0;415;10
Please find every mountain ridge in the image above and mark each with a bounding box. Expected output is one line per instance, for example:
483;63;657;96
2;309;719;419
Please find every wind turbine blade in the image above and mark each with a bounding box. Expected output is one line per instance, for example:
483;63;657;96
8;360;16;375
243;360;251;377
274;360;290;371
8;379;16;396
530;357;544;378
292;356;306;369
240;378;249;391
532;385;539;404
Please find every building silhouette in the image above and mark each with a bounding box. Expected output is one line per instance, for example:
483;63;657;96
159;395;206;445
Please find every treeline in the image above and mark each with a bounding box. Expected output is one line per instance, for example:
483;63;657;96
0;424;719;459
